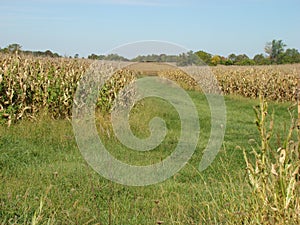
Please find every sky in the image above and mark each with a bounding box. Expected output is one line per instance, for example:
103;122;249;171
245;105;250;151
0;0;299;58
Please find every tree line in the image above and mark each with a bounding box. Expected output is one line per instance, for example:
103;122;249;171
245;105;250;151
0;44;60;58
88;40;300;66
1;40;299;66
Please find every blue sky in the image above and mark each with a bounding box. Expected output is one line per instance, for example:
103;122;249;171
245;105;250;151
1;0;299;58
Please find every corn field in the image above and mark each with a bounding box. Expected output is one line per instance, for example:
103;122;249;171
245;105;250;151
212;65;299;102
0;54;86;126
158;65;299;101
0;54;135;126
0;53;299;126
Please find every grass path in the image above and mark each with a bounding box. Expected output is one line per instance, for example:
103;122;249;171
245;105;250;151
0;94;294;224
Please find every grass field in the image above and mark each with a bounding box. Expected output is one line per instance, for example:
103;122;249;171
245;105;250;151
0;55;299;224
0;91;298;224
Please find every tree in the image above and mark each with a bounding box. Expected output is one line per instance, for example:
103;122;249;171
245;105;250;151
228;53;237;64
176;53;188;66
265;40;286;64
280;48;300;64
88;54;99;60
195;50;212;65
187;51;202;65
219;56;228;65
211;55;221;66
159;54;167;62
234;54;253;65
224;59;234;65
4;43;22;54
176;51;201;66
104;54;129;61
253;54;270;65
44;50;56;57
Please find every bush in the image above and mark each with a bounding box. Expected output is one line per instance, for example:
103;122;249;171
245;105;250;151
243;96;300;224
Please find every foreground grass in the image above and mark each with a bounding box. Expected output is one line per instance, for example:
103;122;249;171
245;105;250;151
0;93;296;224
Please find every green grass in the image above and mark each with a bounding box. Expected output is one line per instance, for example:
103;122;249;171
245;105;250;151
0;92;296;224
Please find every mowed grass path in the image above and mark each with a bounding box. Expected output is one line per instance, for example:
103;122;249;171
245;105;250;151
0;92;294;224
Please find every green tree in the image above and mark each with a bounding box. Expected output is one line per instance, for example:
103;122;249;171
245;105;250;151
280;48;300;64
177;53;188;66
105;54;129;61
44;50;57;57
265;40;286;64
219;56;228;65
195;50;212;65
228;53;237;64
88;54;99;60
253;54;270;65
234;54;253;65
187;51;202;65
176;51;201;66
224;59;234;65
3;43;22;54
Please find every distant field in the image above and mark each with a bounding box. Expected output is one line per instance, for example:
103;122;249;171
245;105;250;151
125;62;177;76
